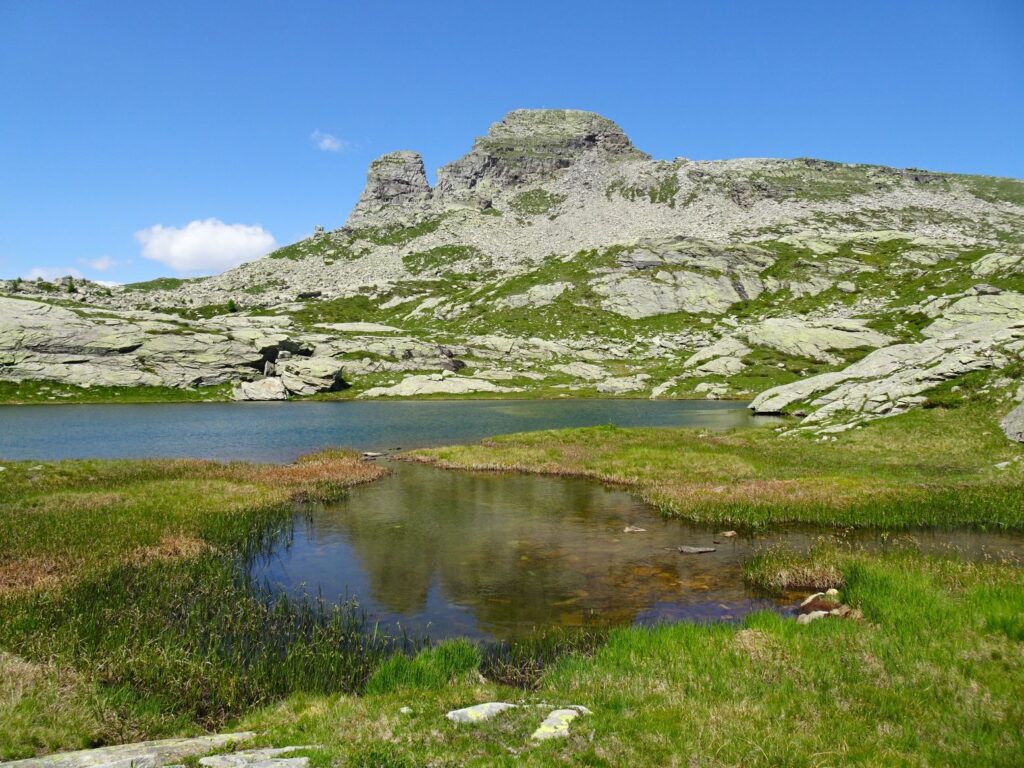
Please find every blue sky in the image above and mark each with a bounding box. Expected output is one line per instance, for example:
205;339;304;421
1;0;1021;283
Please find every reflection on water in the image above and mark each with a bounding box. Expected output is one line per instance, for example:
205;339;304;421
252;462;1024;640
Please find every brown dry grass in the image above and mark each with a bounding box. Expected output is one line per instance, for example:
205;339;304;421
0;556;73;597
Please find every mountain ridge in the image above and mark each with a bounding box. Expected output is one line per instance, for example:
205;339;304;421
1;108;1022;440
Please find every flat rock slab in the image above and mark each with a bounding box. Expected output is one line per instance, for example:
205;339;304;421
0;733;256;768
531;708;586;741
199;746;314;768
446;701;518;723
678;546;716;554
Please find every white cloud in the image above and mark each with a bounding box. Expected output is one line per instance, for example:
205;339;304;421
134;218;277;274
82;255;119;271
24;266;83;281
311;129;349;152
93;279;123;288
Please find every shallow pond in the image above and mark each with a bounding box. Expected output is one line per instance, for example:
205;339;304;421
253;460;1024;641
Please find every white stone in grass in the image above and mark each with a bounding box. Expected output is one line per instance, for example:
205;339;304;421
796;610;830;624
531;708;586;740
825;588;840;597
199;746;315;768
446;701;517;723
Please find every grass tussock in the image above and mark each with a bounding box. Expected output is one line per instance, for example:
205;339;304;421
409;402;1024;529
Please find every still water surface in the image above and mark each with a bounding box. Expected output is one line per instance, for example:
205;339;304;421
254;460;1024;640
0;399;764;461
2;400;1020;640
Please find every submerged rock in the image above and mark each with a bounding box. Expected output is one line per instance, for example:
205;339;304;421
678;546;716;554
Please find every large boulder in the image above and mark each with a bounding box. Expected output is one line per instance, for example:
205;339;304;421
1003;402;1024;443
277;356;346;395
233;377;288;401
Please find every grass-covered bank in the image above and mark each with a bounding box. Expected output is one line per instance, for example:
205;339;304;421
232;547;1024;767
410;402;1024;529
0;452;385;758
3;405;1024;764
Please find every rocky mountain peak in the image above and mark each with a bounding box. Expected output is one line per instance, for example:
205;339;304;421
434;109;649;204
347;150;432;227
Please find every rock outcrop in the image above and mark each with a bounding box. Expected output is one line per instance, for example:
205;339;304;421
435;109;648;205
744;318;891;363
1003;401;1024;443
347;151;432;227
751;295;1024;429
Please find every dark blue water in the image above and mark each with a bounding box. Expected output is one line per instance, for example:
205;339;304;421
0;399;766;461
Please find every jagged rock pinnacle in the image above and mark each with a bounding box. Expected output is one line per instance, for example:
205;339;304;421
347;150;431;227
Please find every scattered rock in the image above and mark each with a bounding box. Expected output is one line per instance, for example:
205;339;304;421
678;546;716;554
622;525;646;533
596;375;649;394
720;530;737;538
531;708;584;741
446;701;518;723
360;375;521;398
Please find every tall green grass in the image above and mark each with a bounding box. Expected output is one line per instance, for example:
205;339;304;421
0;555;392;727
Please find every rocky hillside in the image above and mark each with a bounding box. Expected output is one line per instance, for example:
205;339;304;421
2;109;1022;438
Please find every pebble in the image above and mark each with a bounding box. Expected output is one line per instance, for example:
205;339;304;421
622;525;646;533
720;530;738;538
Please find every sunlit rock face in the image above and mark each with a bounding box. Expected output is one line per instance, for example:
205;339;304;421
2;108;1023;420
